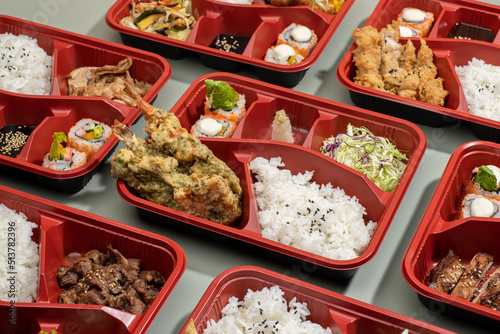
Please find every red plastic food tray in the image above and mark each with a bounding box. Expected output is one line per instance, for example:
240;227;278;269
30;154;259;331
105;0;354;87
0;184;186;334
336;0;500;141
0;15;171;192
116;72;427;279
402;141;500;331
180;265;457;334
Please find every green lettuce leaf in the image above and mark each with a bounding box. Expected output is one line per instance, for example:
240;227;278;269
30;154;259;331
205;79;239;111
476;165;498;191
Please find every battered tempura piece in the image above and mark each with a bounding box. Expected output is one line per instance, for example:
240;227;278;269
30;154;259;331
351;21;448;106
111;83;243;226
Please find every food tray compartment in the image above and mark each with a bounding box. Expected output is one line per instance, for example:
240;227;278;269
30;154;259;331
0;184;186;334
336;0;500;141
116;72;427;279
106;0;354;87
402;141;500;330
0;15;171;192
180;266;456;334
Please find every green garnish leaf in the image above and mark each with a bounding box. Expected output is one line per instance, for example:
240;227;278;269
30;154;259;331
476;165;498;191
205;79;239;111
49;132;67;161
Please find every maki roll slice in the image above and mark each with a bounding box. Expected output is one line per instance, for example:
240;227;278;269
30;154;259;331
460;165;500;218
42;132;87;170
190;114;237;138
204;79;246;123
397;8;434;37
67;118;112;160
276;23;318;59
264;44;304;65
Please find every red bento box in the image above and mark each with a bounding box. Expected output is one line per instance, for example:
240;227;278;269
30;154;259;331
180;265;457;334
336;0;500;141
0;184;186;334
106;0;354;87
115;72;427;279
402;141;500;331
0;15;171;193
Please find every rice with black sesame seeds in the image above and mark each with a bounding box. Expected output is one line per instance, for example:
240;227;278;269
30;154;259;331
455;58;500;121
0;32;52;95
203;285;331;334
249;157;376;261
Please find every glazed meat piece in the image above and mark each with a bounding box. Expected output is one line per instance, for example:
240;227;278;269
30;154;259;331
57;244;164;314
57;265;79;287
85;249;105;265
125;285;147;314
451;252;493;301
110;83;243;226
66;57;152;100
472;267;500;308
428;249;465;293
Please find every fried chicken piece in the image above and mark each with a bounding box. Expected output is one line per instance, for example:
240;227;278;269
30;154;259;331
351;26;386;91
111;84;243;225
379;22;405;94
415;39;449;106
399;38;416;72
351;22;448;106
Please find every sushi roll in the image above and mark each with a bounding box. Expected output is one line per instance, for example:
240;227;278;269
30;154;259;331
42;132;87;170
67;118;111;160
397;8;434;37
264;44;304;65
461;194;500;219
460;165;500;218
276;23;318;58
190;114;237;138
204;79;246;123
466;165;500;195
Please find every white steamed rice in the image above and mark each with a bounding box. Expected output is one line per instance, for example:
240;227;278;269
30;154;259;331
203;285;332;334
0;204;39;303
0;32;53;95
249;157;377;261
455;57;500;121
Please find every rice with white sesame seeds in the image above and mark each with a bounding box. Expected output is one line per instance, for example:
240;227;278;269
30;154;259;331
249;156;376;261
203;285;332;334
0;32;52;95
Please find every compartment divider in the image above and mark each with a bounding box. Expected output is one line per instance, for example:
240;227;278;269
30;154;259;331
328;308;360;333
241;15;281;58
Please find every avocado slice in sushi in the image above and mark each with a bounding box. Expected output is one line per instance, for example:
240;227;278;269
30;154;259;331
49;132;68;160
205;79;239;111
